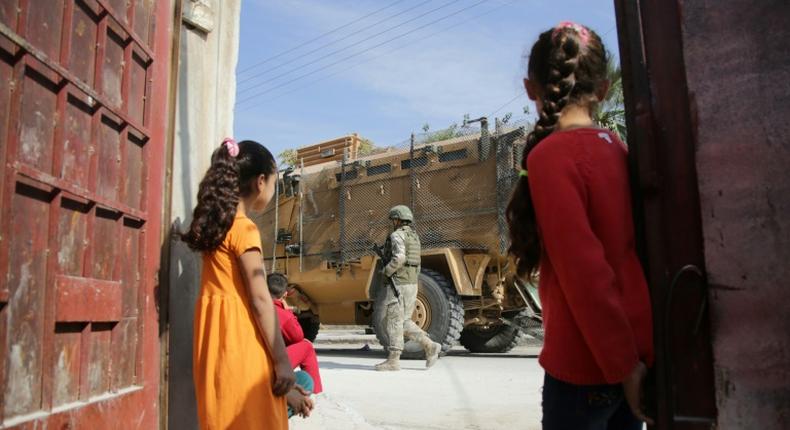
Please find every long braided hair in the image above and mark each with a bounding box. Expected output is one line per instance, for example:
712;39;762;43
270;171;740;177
181;140;276;252
506;23;608;278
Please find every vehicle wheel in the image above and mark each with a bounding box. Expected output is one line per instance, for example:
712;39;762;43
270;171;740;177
297;312;320;342
374;268;464;359
460;309;539;353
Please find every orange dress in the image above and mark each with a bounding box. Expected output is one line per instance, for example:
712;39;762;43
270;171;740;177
193;215;288;429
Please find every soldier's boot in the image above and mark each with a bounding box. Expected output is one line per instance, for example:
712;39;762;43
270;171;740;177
421;337;442;369
374;351;401;371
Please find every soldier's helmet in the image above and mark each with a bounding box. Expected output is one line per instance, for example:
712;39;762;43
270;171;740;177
388;205;414;222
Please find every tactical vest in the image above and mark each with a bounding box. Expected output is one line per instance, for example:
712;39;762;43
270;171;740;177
390;225;421;285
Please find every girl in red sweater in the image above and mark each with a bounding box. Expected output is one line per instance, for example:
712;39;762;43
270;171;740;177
507;22;654;429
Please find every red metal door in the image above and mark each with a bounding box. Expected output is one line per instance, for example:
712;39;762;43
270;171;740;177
614;1;717;428
0;0;171;428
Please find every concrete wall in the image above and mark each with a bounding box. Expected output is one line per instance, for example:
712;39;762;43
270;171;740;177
682;2;790;428
168;0;242;428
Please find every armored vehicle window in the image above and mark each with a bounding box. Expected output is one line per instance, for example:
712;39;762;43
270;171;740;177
335;170;359;182
439;149;468;163
366;164;392;176
401;157;428;169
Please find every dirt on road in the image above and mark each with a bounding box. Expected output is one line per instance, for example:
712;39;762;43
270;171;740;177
289;327;543;430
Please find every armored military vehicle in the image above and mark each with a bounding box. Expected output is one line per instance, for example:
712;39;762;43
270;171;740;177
253;119;542;355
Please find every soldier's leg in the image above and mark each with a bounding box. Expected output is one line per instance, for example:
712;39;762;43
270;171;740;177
374;284;403;371
399;284;442;368
371;286;390;349
386;297;405;352
399;284;428;341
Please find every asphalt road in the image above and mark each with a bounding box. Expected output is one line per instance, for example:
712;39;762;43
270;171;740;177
290;327;544;430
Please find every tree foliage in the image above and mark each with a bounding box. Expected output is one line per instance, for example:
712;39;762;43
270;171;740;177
594;60;627;142
278;149;297;168
421;124;465;144
358;138;375;156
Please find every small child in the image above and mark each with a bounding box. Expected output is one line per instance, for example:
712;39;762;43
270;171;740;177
507;22;654;429
268;273;324;394
183;139;293;429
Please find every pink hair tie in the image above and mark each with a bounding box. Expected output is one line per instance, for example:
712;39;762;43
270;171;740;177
222;137;239;158
553;21;591;48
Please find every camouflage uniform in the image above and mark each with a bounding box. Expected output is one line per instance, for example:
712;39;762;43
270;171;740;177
374;206;441;371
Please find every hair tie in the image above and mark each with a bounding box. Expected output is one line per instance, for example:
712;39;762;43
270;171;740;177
553;21;591;48
222;137;239;158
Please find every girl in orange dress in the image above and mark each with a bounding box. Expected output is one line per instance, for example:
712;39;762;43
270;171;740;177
182;139;295;429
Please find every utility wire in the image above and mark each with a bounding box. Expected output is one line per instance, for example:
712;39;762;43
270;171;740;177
489;92;526;117
236;0;489;106
238;0;410;75
237;0;468;94
488;24;617;121
237;0;516;111
238;0;443;87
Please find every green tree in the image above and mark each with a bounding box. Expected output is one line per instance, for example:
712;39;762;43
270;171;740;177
594;60;627;142
358;138;375;156
422;123;464;144
278;149;297;168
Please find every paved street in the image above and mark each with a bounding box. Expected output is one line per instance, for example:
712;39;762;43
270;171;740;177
290;327;544;430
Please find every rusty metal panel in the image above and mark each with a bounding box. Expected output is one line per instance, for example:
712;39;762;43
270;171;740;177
55;276;123;322
51;323;83;407
124;133;146;210
0;2;18;29
19;69;58;174
4;181;54;418
24;0;66;60
0;0;172;427
128;52;148;126
62;95;95;189
69;2;100;86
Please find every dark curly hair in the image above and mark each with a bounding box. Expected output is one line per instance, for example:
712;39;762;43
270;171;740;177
267;272;289;299
181;140;276;252
506;24;608;278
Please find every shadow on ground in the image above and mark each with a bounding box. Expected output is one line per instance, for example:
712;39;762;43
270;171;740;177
315;346;539;360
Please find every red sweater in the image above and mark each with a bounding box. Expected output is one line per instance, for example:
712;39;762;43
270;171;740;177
527;128;654;385
274;299;304;346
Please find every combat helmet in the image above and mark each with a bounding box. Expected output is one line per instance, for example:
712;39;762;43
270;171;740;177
388;205;414;222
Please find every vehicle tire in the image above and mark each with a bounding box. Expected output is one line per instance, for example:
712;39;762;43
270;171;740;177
297;312;320;342
459;309;538;353
374;268;464;359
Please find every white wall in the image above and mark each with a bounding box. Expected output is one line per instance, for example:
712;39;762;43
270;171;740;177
168;1;242;428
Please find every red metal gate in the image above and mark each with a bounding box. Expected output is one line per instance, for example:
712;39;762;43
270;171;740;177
614;1;717;428
0;0;171;428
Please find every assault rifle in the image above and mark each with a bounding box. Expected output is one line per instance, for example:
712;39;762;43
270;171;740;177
371;242;400;298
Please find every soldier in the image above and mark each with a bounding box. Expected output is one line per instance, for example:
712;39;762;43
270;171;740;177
374;205;442;371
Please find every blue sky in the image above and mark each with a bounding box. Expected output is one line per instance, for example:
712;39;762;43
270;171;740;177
233;0;618;159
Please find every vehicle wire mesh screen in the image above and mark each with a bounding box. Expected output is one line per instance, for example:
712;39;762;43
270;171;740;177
257;121;528;272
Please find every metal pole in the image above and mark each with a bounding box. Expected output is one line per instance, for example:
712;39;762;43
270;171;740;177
409;133;416;215
338;147;348;264
494;117;507;254
299;158;304;272
271;174;279;272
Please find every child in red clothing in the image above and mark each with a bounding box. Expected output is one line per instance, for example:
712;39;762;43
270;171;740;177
267;273;323;394
507;23;654;429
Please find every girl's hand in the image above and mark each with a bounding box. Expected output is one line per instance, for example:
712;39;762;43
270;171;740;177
272;359;296;396
622;361;654;425
286;386;314;418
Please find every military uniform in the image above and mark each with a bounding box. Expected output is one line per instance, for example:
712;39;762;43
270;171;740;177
374;206;441;371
